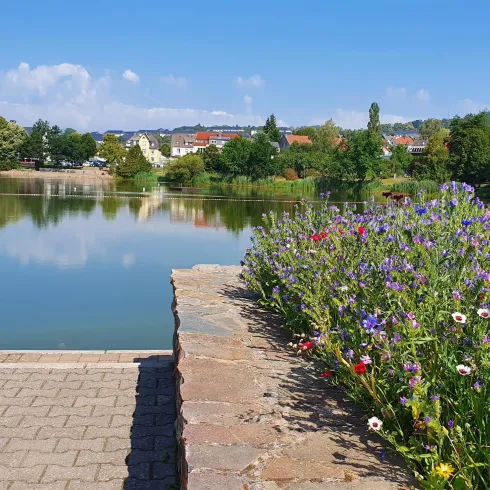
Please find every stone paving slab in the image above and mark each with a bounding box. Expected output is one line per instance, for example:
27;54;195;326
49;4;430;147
172;265;416;490
0;352;178;489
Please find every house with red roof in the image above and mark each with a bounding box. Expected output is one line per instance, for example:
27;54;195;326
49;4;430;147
279;134;312;150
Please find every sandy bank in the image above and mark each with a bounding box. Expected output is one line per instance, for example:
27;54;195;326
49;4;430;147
0;169;113;181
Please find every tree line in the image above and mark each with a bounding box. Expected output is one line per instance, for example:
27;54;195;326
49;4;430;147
0;117;97;169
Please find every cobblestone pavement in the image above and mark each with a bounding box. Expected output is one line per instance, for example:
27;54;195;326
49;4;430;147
0;352;178;489
173;265;416;489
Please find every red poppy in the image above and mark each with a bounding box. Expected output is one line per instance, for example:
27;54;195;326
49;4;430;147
358;226;367;236
382;191;392;198
392;194;404;202
480;294;485;299
300;341;314;351
354;361;366;374
339;228;345;235
311;234;320;242
320;370;332;378
319;231;328;239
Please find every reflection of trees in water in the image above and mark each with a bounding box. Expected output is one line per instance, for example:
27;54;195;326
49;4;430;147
100;197;124;221
169;198;297;233
0;195;97;229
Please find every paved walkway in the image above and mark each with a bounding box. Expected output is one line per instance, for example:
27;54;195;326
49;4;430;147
0;351;177;489
173;265;416;490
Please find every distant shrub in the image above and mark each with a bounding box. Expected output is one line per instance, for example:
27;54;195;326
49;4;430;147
165;154;204;182
283;168;299;181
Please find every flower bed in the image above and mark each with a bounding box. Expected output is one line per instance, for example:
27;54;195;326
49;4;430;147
242;183;490;489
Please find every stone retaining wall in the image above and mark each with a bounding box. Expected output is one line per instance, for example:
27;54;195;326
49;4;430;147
172;265;416;489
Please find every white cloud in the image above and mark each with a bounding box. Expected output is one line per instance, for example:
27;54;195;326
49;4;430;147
415;88;430;102
0;61;266;131
310;109;412;129
122;253;135;268
161;74;187;87
386;87;407;98
457;98;489;115
122;69;140;84
244;94;252;114
236;74;264;88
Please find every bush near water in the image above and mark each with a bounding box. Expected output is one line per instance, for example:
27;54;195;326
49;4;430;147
242;183;490;489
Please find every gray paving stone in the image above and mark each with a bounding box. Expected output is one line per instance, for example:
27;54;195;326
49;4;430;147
55;437;105;452
0;464;45;482
41;464;98;482
0;360;177;488
9;483;67;490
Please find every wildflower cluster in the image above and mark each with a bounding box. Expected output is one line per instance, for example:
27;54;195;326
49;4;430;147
242;183;490;488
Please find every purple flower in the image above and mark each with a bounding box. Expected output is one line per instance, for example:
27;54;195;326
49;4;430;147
473;379;483;391
400;396;408;406
430;395;440;402
447;420;455;429
423;416;431;423
409;376;422;388
407;312;416;320
272;286;280;295
360;355;372;365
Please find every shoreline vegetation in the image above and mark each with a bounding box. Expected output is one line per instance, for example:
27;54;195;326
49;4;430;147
242;183;490;488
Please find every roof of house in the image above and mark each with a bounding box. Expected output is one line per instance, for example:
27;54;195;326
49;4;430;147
127;132;160;147
194;141;207;147
196;132;240;140
171;133;196;147
286;135;312;145
392;136;414;146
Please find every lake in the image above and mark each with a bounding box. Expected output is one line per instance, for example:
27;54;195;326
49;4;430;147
0;177;363;350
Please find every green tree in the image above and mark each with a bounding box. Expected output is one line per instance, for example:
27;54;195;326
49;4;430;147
344;129;383;180
165;153;204;182
63;128;77;136
202;144;221;172
248;132;281;178
160;143;171;158
80;133;97;160
412;129;450;182
316;119;340;152
420;118;443;140
98;134;126;174
219;136;253;175
20;119;51;167
389;144;412;177
117;145;151;178
367;102;380;134
0;117;27;169
263;114;282;143
294;126;318;142
449;112;490;185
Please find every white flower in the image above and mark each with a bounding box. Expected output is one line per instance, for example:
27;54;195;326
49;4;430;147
478;308;490;318
452;312;467;323
456;364;471;376
368;416;383;431
339;285;349;292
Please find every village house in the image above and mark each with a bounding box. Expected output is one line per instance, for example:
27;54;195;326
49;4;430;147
279;134;312;151
126;132;162;165
193;132;241;152
171;134;196;157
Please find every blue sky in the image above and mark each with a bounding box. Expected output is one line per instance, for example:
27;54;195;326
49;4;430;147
1;0;489;131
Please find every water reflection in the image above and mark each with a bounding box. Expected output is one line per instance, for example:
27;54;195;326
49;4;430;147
0;181;299;233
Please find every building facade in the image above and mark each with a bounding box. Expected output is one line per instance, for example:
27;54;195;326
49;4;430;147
126;133;162;165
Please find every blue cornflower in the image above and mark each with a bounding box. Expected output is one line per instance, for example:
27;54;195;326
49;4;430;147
415;207;428;216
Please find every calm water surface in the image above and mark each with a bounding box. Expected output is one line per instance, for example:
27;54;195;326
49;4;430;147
0;177;363;350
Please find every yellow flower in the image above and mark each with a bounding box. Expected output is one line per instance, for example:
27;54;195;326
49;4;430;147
435;463;455;479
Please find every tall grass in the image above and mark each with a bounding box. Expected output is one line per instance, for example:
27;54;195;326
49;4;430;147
133;171;158;182
390;179;439;194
